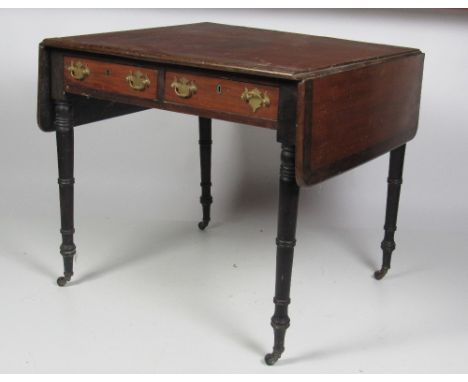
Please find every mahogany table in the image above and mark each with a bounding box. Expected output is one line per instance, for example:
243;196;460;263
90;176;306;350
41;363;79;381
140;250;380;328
37;22;424;365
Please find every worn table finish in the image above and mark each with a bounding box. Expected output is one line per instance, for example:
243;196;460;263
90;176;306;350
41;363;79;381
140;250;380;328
37;23;424;365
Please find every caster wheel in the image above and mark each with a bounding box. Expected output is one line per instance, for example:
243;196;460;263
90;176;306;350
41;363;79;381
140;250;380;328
265;353;280;366
198;221;209;230
374;267;389;280
57;272;72;287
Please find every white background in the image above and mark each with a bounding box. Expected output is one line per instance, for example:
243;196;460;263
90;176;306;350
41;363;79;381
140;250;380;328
0;9;467;372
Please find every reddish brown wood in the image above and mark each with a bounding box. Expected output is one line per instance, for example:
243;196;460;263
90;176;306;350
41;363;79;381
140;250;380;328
38;24;424;188
164;70;279;121
42;22;418;80
64;56;158;100
37;44;54;131
37;23;425;366
160;101;278;130
296;53;424;186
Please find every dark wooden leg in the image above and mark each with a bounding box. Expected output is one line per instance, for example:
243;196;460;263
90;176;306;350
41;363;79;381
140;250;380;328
55;100;76;287
198;117;213;230
374;144;406;280
265;144;300;365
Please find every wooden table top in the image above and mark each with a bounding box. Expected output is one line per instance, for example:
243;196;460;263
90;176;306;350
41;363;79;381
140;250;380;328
42;22;419;80
38;23;424;187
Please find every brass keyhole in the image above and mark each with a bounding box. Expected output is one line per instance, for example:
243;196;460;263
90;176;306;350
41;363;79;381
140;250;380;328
216;84;222;94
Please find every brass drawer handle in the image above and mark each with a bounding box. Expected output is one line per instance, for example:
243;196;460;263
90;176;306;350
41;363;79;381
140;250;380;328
67;61;90;81
241;88;270;112
126;70;150;91
171;77;197;98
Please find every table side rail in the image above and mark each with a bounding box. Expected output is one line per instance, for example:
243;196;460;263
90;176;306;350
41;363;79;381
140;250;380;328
38;49;294;131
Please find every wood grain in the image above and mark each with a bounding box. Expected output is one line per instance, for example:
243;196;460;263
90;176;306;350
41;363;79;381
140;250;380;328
37;44;54;131
164;70;279;121
43;22;419;80
296;53;424;186
64;56;158;100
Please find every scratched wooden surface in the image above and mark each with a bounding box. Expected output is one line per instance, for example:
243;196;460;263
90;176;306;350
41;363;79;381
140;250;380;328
38;23;424;186
42;22;418;80
295;53;424;186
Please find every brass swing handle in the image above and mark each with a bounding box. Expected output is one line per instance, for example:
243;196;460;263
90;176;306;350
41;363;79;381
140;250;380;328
67;61;90;81
241;88;270;112
171;77;197;98
126;70;151;91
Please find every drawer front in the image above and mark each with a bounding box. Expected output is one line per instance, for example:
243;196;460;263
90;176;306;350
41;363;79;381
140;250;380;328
64;57;158;100
164;71;279;121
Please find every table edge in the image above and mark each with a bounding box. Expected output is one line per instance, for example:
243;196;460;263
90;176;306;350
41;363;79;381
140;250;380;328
40;37;421;81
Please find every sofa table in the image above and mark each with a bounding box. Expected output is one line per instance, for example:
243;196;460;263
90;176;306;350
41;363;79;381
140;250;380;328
37;22;424;365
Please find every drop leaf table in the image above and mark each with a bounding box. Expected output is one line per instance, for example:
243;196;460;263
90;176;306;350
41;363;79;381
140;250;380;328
37;22;424;365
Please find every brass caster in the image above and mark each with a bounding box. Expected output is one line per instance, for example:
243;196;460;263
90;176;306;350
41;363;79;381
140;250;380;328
265;352;281;366
198;220;209;230
57;273;73;287
374;267;389;280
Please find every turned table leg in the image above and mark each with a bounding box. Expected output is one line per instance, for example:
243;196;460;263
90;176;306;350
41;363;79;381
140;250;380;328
54;100;76;287
374;144;406;280
265;144;300;365
198;117;213;230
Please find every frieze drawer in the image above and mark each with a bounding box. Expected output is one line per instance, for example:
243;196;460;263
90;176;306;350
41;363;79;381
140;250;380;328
164;70;279;121
63;56;158;100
